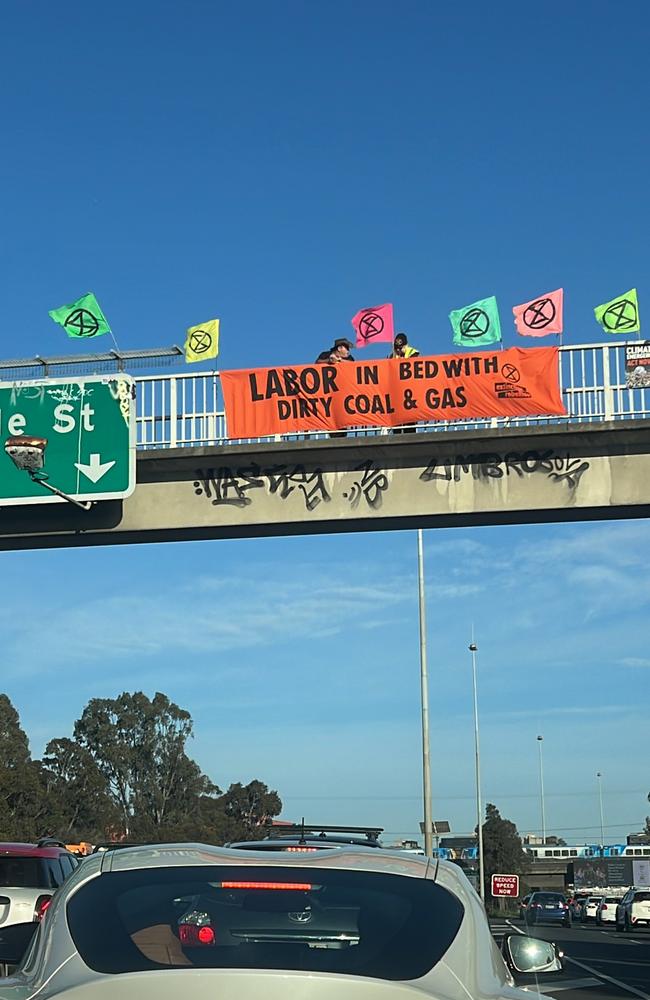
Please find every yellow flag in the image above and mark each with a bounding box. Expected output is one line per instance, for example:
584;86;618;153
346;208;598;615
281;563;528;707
184;319;220;363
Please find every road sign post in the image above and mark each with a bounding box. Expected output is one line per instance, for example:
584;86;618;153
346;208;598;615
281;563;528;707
490;874;520;897
0;376;135;506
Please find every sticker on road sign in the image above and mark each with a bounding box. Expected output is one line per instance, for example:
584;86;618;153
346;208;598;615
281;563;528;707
0;376;135;506
491;874;520;897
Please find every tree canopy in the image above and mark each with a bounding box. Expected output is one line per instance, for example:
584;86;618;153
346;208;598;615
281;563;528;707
0;692;282;846
479;802;527;898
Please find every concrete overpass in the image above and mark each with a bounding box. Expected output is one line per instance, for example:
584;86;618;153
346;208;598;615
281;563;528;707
1;417;649;550
0;341;649;549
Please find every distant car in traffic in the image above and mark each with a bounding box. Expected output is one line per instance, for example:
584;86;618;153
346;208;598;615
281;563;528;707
0;842;564;997
0;839;78;928
567;893;588;919
580;896;603;922
595;896;621;924
616;888;650;932
522;891;571;928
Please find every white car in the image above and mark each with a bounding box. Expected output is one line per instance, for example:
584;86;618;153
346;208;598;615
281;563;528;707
595;896;621;924
0;841;78;928
580;896;603;922
616;888;650;932
0;843;562;998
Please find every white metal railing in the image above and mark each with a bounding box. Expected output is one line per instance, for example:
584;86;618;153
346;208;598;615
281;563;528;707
134;342;650;450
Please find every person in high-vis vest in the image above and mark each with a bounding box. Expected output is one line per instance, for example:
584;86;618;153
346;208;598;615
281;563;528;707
389;333;420;434
388;333;420;359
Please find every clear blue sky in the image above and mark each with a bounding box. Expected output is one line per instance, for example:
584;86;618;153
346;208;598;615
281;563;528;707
1;0;648;845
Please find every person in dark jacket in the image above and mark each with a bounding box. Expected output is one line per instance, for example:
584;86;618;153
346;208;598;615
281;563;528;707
331;338;355;362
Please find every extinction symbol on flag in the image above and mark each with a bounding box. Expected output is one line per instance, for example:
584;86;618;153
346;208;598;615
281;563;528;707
449;296;501;347
460;308;490;339
189;329;213;354
513;288;563;337
184;318;220;363
594;289;640;334
359;312;385;340
351;303;394;347
65;309;100;338
602;298;637;331
48;292;111;339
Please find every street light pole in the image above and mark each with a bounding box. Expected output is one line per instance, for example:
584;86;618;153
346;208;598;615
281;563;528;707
417;529;433;858
596;772;605;849
536;735;546;844
469;637;485;901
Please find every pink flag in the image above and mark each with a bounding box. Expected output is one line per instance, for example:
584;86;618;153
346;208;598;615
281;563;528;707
513;288;563;337
351;303;395;347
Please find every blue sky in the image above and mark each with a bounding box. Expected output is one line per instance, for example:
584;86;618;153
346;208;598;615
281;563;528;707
1;0;648;846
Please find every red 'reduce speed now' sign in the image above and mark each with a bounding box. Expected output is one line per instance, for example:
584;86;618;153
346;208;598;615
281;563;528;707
491;874;520;897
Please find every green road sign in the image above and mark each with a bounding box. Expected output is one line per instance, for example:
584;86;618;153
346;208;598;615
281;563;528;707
0;376;135;506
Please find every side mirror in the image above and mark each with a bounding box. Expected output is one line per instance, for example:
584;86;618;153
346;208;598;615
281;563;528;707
502;934;563;974
0;921;38;969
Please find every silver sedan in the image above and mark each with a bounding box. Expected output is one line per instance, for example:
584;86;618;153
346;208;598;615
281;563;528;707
0;843;561;998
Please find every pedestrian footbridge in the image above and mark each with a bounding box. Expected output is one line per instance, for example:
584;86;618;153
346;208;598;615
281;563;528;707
1;341;649;549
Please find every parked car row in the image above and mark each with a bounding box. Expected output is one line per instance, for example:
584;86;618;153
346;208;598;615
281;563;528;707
518;889;650;932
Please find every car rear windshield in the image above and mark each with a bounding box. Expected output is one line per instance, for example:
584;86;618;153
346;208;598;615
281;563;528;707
66;865;464;980
633;892;650;902
0;857;45;888
533;893;565;903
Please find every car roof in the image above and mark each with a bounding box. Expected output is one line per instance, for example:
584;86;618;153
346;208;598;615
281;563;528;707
97;842;433;879
91;842;150;853
0;843;69;858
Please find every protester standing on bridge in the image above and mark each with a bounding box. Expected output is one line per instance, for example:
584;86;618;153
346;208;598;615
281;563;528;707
331;338;354;361
315;346;348;437
389;334;419;434
388;333;419;359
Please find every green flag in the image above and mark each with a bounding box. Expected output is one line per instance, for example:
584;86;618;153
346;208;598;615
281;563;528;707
48;292;111;339
594;288;640;334
449;295;502;347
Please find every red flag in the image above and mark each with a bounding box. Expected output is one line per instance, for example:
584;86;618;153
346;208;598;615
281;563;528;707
351;303;395;348
513;288;563;337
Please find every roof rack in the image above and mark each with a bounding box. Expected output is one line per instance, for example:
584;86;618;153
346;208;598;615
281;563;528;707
36;837;66;849
267;822;383;841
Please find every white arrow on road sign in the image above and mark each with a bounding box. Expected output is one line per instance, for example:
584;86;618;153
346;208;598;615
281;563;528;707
74;454;116;483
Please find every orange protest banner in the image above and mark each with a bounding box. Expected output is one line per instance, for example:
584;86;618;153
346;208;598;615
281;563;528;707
220;346;566;438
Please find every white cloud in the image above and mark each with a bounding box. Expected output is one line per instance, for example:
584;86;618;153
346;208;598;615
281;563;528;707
617;657;650;668
4;567;415;676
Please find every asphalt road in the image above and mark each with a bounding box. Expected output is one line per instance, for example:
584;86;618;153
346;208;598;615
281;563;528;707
490;917;650;1000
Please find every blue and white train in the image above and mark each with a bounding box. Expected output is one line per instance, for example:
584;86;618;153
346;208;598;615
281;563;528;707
523;843;650;860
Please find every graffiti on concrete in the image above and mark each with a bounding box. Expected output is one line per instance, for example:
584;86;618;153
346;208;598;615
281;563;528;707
193;465;264;508
420;449;590;490
192;449;590;517
342;460;390;510
193;460;392;513
265;464;331;512
193;463;331;511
